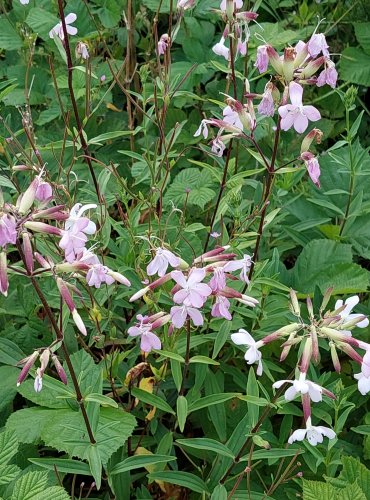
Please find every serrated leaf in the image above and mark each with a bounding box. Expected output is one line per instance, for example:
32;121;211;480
11;471;49;500
0;430;18;467
0;19;22;50
33;486;71;500
0;464;21;485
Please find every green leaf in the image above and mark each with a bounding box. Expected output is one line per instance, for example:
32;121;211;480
0;366;19;411
211;484;228;500
242;448;305;461
11;471;49;500
88;130;136;146
189;355;219;365
0;430;18;467
351;425;370;435
85;393;118;408
176;438;235;459
0;464;21;486
0;19;22;50
354;23;370;55
148;471;209;494
31;486;71;500
130;387;175;415
110;454;176;475
26;8;59;39
188;393;241;413
212;321;232;359
153;350;185;363
163;168;216;210
0;338;25;365
29;458;91;476
177;396;188;433
87;445;102;490
340;47;370;86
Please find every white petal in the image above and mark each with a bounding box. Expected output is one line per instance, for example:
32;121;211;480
231;329;254;346
65;12;77;24
284;385;298;401
272;379;291;389
288;428;306;444
315;426;336;440
307;429;322;446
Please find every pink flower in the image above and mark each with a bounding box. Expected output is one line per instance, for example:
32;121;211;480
76;41;89;60
223;105;244;130
128;316;161;353
278;82;321;134
212;37;229;60
209;268;227;292
301;152;321;187
35;182;53;202
59;219;90;263
65;203;97;234
258;85;275;117
158;34;170;56
354;350;370;395
49;13;78;40
147;247;180;277
255;45;269;73
223;254;252;283
220;0;243;11
212;295;232;320
307;33;329;58
334;295;369;330
170;304;204;328
86;264;115;288
316;60;338;89
194;120;211;139
0;214;17;247
171;268;212;307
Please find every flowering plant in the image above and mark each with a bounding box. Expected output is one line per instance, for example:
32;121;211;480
0;0;369;498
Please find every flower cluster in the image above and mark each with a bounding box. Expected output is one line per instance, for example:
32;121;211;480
231;289;369;446
128;245;258;352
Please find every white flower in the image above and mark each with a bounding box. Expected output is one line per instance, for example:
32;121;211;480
231;329;263;375
147;248;180;277
354;349;370;395
288;417;336;446
49;13;78;40
223;254;252;283
34;368;43;393
212;37;230;60
273;372;323;402
20;0;30;4
335;295;369;331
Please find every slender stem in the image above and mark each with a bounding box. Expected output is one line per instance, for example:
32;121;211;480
180;320;191;395
16;242;96;444
339;108;355;236
204;141;234;252
56;0;101;202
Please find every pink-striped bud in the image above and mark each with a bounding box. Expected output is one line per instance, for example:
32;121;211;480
306;296;314;320
280;333;300;362
236;11;258;21
289;289;300;316
301;392;311;421
17;351;39;386
299;337;312;374
12;164;31;172
340;315;367;330
310;325;320;363
339;343;363;365
330;342;341;372
22;232;34;274
0;251;9;297
24;221;62;236
55;262;90;273
145;312;166;323
56;277;76;312
52;354;68;385
33;205;68;220
300;128;323;155
18;178;40;214
151;314;171;329
193;246;230;264
34;252;52;269
282;47;295;81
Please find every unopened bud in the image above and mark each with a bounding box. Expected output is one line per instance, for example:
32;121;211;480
320;287;333;312
107;270;131;287
282;47;295;81
130;286;150;302
300;56;325;79
300;337;312;374
266;45;283;74
340;315;367;330
306;296;314;320
72;309;87;336
22;232;34;274
151;314;171;329
300;128;323;154
52;354;68;385
24;221;62;236
0;252;9;297
17;351;39;386
18;178;40;214
12;164;31;172
310;325;319;363
34;252;52;269
289;289;300;316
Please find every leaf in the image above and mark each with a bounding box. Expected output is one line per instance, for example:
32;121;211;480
188;393;241;413
85;393;118;408
11;471;49;500
0;19;22;50
88;130;135;146
32;487;71;500
176;438;235;459
153;350;185;363
302;480;338;500
87;445;102;490
354;23;370;55
211;484;228;500
340;47;370;86
26;8;59;39
0;338;25;365
130;388;175;415
189;355;219;365
0;430;18;467
242;448;305;461
29;458;91;476
0;366;19;411
212;321;232;359
177;396;188;433
336;456;370;494
163;168;216;210
148;471;209;494
0;464;21;486
110;454;176;475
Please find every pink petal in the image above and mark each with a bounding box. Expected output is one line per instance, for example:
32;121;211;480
280;112;296;131
65;12;77;24
171;306;187;328
187;307;204;326
302;105;321;122
293;113;308;133
147;255;160;276
187;268;206;286
289;82;303;107
173;289;189;305
171;270;187;288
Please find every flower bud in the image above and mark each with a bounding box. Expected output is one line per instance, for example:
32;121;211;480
310;325;320;363
282;47;295;82
151;314;171;329
129;286;150;302
24;221;62;236
306;296;314;320
300;56;325;79
340;315;367;330
56;277;76;312
34;252;52;269
18;178;40;214
289;289;300;316
22;232;34;274
0;251;9;297
39;349;50;375
72;309;87;336
107;270;131;287
55;262;89;273
17;351;39;386
339;342;363;365
299;337;312;374
12;164;31;172
35;182;53;202
266;46;283;74
52;354;68;385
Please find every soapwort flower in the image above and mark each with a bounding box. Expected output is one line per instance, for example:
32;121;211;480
288;417;336;446
231;329;263;375
147;248;180;277
49;13;78;40
278;82;321;133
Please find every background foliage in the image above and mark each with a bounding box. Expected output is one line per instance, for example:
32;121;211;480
0;0;370;498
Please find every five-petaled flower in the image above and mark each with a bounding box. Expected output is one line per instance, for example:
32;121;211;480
288;417;336;446
171;268;212;308
147;248;180;277
223;254;252;283
128;315;161;352
273;372;329;402
278;82;321;133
